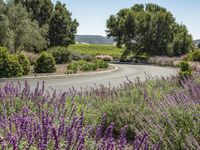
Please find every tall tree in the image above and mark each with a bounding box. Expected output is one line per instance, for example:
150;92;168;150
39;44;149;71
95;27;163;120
106;3;193;56
4;2;47;53
48;1;78;47
22;0;53;27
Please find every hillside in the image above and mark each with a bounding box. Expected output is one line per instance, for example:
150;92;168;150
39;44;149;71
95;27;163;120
75;35;114;44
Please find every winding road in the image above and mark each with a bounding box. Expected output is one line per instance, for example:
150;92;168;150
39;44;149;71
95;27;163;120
0;64;178;91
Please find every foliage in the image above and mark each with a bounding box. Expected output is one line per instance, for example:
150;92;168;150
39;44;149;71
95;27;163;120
48;46;71;64
68;44;123;59
106;3;193;57
95;59;109;68
23;51;38;65
1;76;200;149
0;1;78;53
21;0;53;27
66;60;108;74
148;56;182;66
0;2;47;53
78;60;97;71
81;54;93;62
34;52;56;73
0;14;13;49
0;47;23;78
18;52;31;75
190;50;200;62
179;61;192;78
70;51;82;61
0;81;162;149
67;62;78;73
48;1;78;47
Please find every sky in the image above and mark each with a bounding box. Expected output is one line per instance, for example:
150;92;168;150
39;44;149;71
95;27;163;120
52;0;200;40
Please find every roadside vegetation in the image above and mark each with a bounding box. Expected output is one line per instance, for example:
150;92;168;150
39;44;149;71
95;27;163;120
0;75;199;149
0;1;200;149
67;60;109;74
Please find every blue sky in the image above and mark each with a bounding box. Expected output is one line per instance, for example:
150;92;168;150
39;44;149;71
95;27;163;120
52;0;200;39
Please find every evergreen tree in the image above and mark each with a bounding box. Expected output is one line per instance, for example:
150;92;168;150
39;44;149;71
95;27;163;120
22;0;53;27
48;1;78;47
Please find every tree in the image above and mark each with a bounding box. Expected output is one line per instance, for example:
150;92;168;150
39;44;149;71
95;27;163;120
0;14;14;50
21;0;53;27
106;3;193;57
4;2;47;53
48;1;78;47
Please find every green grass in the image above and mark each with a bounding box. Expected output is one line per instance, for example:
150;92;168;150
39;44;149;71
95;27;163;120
68;44;123;59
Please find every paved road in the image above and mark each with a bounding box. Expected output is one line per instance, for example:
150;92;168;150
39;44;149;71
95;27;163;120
0;64;178;91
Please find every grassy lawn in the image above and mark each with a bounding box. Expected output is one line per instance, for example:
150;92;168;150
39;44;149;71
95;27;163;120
68;44;123;59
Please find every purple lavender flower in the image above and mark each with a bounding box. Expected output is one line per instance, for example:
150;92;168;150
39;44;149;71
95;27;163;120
51;127;59;150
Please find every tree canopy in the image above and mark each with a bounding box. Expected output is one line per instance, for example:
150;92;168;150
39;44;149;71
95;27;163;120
106;3;193;56
0;0;78;53
21;0;54;27
48;1;79;47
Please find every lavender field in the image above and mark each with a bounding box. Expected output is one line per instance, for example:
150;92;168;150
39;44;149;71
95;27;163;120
0;76;200;149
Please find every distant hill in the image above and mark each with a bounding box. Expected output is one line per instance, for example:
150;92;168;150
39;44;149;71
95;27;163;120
193;39;200;45
75;35;114;45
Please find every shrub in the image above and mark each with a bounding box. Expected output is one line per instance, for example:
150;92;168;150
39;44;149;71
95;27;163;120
66;60;99;74
191;50;200;62
77;60;97;71
81;54;93;62
0;47;9;60
34;52;56;73
0;47;23;78
67;62;78;74
96;60;109;68
96;55;113;61
3;58;23;78
70;52;82;61
132;53;149;63
48;46;71;64
18;53;31;75
23;51;38;65
179;61;192;78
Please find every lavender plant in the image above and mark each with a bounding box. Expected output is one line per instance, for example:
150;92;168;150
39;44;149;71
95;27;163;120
0;81;161;149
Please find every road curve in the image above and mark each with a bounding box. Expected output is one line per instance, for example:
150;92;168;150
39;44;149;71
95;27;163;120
0;64;178;91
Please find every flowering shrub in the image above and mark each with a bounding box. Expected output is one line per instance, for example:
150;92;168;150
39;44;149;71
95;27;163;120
148;56;182;66
0;81;161;149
